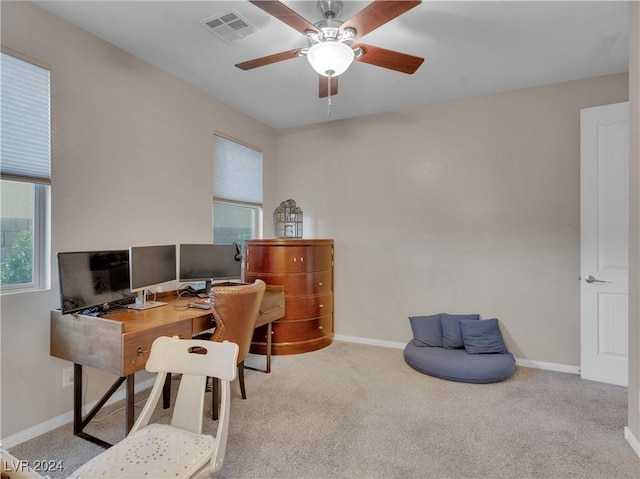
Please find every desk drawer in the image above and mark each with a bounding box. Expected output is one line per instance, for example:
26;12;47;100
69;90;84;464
255;291;285;327
192;313;215;335
122;320;192;376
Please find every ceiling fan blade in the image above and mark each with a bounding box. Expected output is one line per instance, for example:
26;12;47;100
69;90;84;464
235;48;303;70
248;1;320;36
340;0;421;39
354;44;424;74
319;75;338;98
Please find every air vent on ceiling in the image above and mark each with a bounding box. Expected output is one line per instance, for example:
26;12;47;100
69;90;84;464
200;9;259;44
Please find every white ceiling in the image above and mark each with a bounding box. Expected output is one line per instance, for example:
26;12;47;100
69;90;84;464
32;1;630;129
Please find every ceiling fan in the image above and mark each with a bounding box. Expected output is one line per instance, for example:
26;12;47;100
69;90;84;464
235;0;425;98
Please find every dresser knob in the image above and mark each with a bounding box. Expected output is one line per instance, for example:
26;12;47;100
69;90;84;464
319;326;323;330
318;282;323;286
319;304;324;308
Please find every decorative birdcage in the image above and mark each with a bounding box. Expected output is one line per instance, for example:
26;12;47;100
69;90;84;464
273;199;303;238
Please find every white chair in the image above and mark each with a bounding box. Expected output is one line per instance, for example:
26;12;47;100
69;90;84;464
67;336;239;479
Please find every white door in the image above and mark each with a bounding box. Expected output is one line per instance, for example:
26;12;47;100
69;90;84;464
580;101;629;386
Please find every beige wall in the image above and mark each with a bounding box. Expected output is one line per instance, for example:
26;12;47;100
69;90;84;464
0;1;277;440
275;73;628;366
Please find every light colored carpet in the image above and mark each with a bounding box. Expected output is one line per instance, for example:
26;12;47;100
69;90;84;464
9;341;640;478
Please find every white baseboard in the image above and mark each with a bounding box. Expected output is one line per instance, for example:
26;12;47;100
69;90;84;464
625;426;640;458
1;377;155;450
334;334;580;375
334;334;407;350
514;358;580;375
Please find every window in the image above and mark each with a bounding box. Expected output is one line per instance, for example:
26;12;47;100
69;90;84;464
212;134;263;244
0;49;51;293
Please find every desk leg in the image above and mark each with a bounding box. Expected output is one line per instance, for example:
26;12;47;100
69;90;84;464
73;364;83;435
265;322;272;373
72;363;127;449
126;374;135;432
246;322;272;374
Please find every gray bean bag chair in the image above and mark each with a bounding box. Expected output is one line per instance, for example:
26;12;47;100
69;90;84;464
404;313;515;384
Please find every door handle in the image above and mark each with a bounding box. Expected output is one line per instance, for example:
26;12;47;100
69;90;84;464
585;275;610;284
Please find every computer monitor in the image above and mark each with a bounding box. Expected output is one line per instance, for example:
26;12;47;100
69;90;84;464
128;244;177;310
57;250;135;315
179;243;243;296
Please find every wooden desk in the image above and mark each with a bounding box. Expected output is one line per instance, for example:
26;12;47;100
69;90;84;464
50;288;284;448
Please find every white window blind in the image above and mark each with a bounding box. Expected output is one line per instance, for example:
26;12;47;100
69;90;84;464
213;135;262;205
1;52;51;184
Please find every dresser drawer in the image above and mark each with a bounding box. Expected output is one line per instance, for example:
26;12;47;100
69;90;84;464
284;293;333;320
299;245;333;272
246;246;298;273
247;245;332;273
245;271;332;296
122;320;192;376
271;315;333;343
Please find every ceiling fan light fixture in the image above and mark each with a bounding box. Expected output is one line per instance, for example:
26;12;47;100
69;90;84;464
307;41;354;77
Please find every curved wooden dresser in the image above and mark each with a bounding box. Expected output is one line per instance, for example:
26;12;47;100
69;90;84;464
245;239;334;355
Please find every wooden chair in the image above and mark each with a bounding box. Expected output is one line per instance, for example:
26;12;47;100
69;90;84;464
209;279;266;420
67;336;239;479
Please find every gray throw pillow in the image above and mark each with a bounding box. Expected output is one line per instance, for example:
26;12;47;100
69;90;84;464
460;318;508;354
441;313;480;349
409;314;443;347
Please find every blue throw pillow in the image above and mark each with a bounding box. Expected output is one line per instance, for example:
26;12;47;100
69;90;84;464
409;314;442;347
460;318;508;354
441;313;480;349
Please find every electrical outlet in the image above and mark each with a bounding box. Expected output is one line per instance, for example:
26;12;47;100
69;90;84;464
62;367;74;388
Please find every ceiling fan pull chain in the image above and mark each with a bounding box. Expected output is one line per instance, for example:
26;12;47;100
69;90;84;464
327;74;332;119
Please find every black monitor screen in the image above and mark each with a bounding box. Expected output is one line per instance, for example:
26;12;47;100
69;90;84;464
129;244;177;293
179;244;242;283
57;250;134;314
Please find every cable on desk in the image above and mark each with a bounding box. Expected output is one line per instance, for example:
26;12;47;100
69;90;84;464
174;300;189;311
